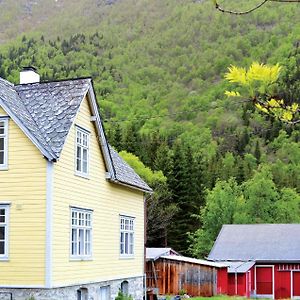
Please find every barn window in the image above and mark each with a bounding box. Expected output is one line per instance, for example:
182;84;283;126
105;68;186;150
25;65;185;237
120;216;134;256
0;119;8;170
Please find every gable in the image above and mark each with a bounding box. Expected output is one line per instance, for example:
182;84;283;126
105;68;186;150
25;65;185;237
0;76;151;193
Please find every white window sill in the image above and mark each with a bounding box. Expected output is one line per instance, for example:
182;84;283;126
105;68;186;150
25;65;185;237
0;166;8;171
0;257;9;261
119;255;135;260
75;172;90;180
70;256;93;262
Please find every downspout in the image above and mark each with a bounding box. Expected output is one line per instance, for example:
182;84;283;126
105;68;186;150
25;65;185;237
235;270;238;295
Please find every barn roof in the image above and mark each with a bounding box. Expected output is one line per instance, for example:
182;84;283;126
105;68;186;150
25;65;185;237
0;76;152;193
208;224;300;262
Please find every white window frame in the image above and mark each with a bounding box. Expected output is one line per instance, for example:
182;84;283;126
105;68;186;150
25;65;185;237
75;126;90;178
0;205;9;259
0;118;8;170
70;207;93;259
120;215;135;258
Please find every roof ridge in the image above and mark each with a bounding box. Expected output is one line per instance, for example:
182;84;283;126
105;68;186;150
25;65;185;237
15;77;92;87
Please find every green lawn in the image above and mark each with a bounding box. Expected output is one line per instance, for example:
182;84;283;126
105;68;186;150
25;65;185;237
191;297;246;300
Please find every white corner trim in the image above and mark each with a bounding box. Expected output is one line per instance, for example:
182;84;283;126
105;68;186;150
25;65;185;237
45;161;54;288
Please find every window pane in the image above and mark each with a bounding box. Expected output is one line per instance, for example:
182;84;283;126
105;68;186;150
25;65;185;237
0;124;4;135
79;229;84;255
120;232;124;254
82;148;88;174
0;151;3;165
85;230;91;255
0;227;4;240
0;138;4;150
76;147;82;172
125;232;129;254
130;233;134;254
0;241;4;255
0;209;5;223
72;229;77;255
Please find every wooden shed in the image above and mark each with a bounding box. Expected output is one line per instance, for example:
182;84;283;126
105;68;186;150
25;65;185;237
146;248;227;297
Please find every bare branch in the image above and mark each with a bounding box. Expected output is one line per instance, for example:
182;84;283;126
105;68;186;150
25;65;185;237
215;0;300;15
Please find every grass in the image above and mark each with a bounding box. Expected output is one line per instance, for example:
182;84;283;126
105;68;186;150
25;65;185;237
191;297;246;300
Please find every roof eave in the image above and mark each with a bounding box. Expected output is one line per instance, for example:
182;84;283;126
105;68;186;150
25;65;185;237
107;176;153;194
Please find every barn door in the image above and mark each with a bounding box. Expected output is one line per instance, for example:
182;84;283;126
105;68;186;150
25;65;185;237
293;272;300;297
256;266;274;297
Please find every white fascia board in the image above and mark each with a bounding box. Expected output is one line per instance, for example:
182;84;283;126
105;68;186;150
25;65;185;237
87;85;116;179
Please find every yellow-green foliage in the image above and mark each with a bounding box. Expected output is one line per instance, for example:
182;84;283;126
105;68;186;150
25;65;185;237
119;150;166;186
225;62;299;124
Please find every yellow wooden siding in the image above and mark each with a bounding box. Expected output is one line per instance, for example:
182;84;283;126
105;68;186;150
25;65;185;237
52;97;144;286
0;106;47;286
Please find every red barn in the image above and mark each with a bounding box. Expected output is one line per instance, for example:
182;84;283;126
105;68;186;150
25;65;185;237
208;224;300;299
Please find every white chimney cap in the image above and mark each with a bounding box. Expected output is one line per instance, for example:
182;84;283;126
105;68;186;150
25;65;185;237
20;67;40;84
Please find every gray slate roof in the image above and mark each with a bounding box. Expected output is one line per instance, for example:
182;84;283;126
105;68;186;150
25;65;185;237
15;79;90;158
109;146;152;192
0;76;151;193
208;224;300;262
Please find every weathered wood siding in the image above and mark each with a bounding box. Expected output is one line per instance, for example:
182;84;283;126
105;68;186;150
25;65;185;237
52;96;145;286
0;106;47;286
146;258;217;296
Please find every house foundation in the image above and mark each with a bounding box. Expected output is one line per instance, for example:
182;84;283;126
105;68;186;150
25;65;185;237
0;276;144;300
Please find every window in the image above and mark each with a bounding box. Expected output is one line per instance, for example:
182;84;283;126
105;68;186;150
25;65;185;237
99;286;110;300
75;127;89;176
0;119;8;170
121;281;129;295
0;205;9;258
120;216;134;256
71;208;92;258
77;288;88;300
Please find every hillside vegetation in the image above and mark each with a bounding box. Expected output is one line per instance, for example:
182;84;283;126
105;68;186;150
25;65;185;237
0;0;300;256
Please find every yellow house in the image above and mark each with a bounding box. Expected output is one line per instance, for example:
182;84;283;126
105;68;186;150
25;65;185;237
0;67;152;300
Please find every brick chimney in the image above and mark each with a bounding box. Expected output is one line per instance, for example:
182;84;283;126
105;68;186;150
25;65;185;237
20;66;40;84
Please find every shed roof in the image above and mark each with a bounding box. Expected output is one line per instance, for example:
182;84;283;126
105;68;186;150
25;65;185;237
146;248;179;261
160;255;227;268
226;261;255;273
0;77;151;192
208;224;300;262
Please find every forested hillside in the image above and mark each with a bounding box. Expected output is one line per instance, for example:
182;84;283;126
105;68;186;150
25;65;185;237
0;0;300;256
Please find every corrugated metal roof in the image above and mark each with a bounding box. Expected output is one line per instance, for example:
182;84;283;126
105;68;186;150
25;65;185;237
146;248;179;261
226;261;255;273
208;224;300;262
160;255;227;268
